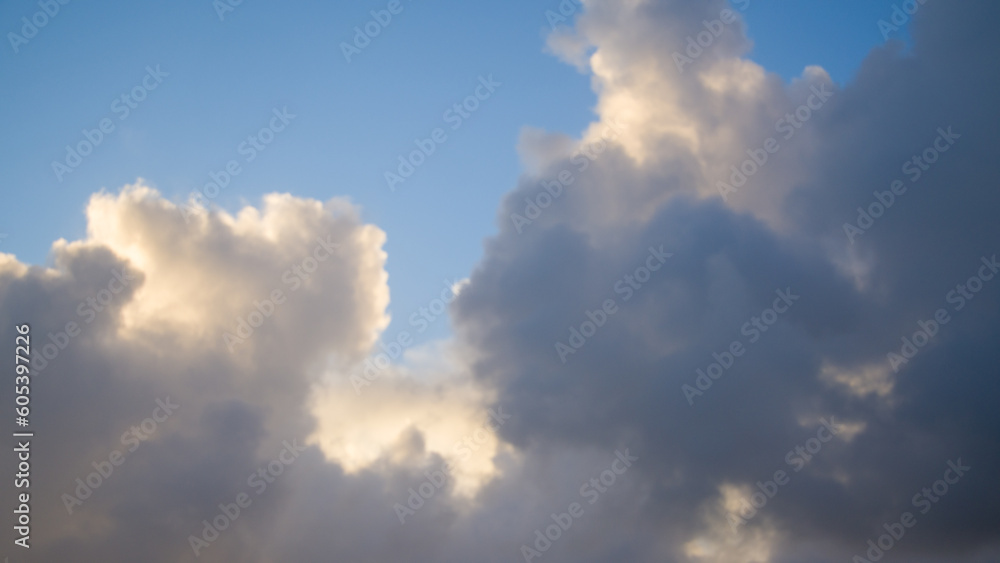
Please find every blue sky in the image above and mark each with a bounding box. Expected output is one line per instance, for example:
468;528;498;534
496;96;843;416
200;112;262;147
0;0;904;346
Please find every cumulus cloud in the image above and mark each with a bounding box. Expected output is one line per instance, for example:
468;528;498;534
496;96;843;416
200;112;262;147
3;1;1000;562
0;182;398;560
453;0;1000;561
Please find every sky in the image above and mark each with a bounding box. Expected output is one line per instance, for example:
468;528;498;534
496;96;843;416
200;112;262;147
2;1;999;562
1;0;903;347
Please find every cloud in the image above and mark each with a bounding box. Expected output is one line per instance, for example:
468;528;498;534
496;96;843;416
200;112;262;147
0;182;398;561
452;0;1000;561
3;1;1000;562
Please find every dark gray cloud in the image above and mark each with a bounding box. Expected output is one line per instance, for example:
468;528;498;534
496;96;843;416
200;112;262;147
452;1;1000;561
